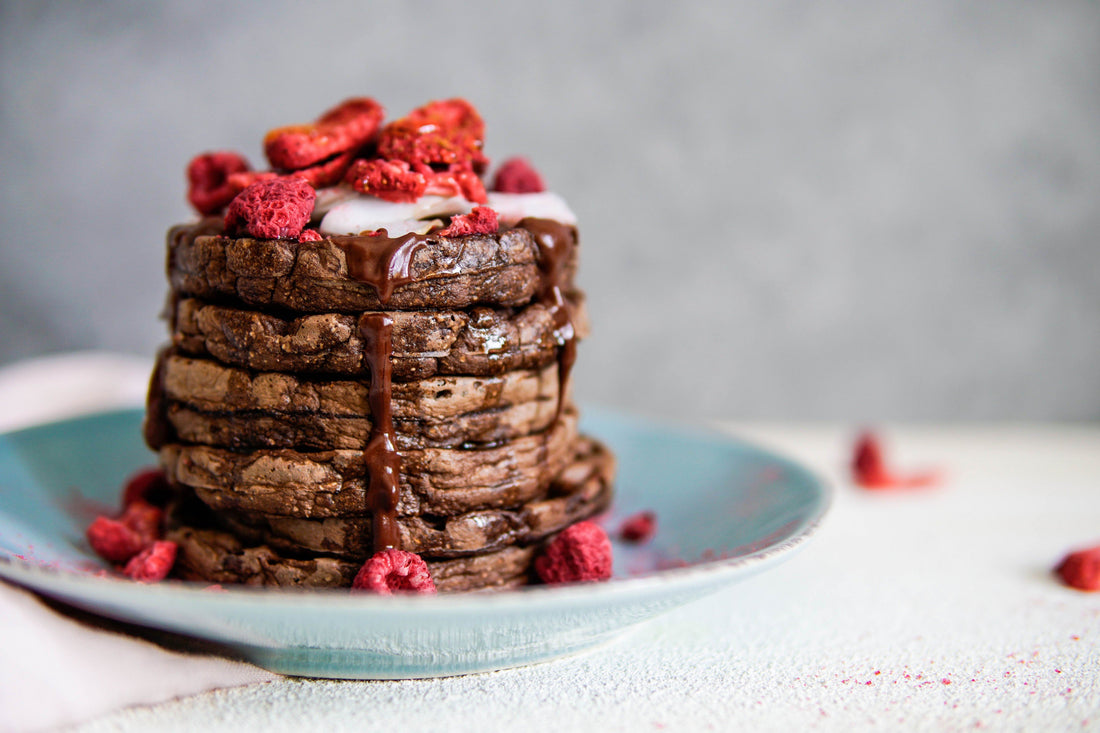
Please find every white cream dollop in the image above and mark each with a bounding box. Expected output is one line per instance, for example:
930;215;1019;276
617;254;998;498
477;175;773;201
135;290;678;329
487;192;577;226
316;189;577;238
320;195;471;237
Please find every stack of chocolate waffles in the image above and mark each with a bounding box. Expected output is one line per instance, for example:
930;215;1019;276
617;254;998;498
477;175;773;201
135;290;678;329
144;215;615;591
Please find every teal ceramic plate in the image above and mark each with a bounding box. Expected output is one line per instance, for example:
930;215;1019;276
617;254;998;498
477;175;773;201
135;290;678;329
0;408;830;679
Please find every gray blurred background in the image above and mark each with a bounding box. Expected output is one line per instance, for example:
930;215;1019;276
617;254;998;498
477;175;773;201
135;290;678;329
1;1;1097;421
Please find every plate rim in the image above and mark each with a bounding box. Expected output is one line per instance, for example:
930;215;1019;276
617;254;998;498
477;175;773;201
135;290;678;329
0;406;833;612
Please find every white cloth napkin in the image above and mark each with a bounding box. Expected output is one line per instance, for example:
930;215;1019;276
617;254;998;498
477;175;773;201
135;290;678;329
0;352;276;732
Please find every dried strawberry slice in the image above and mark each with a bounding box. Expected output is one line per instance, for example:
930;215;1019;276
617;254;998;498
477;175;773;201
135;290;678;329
535;521;613;584
345;158;428;203
292;149;357;188
226;170;280;197
422;164;487;204
264;97;384;170
378;98;489;172
351;549;436;594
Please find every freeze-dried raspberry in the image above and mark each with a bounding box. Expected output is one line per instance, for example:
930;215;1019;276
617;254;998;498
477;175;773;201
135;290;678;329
1055;545;1100;592
378;99;488;172
619;511;657;543
852;431;939;490
86;497;163;564
298;228;323;242
351;549;436;595
123;541;177;583
346;158;427;203
121;468;170;508
438;206;498;237
187;151;251;215
120;500;163;546
491;157;545;194
86;516;145;564
535;521;613;584
225;177;316;240
264;97;384;170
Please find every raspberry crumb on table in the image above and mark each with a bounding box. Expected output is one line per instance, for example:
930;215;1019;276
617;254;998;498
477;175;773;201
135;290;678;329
1055;545;1100;591
619;511;657;543
851;430;940;490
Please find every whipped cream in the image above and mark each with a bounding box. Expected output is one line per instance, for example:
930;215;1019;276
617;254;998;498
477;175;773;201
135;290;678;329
486;192;576;227
320;195;471;236
316;189;577;238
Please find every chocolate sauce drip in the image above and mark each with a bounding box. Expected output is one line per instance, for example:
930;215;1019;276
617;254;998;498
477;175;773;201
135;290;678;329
358;312;402;551
332;231;429;303
333;231;430;551
518;218;578;418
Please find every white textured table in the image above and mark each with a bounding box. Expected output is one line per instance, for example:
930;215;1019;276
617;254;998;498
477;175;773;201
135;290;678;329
64;417;1098;731
1;354;1096;731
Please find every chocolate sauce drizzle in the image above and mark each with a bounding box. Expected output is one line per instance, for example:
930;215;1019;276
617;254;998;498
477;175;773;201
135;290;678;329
518;218;578;419
358;312;402;550
333;220;578;554
332;230;430;552
331;231;428;304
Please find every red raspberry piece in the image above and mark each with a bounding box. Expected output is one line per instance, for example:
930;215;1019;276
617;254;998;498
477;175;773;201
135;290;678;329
351;549;436;595
535;521;613;584
345;158;428;203
120;500;164;546
121;468;170;508
298;228;323;242
619;511;657;543
225;177;316;240
1055;545;1100;591
187;151;251;215
491;157;546;194
86;516;145;564
378;98;489;172
264;97;384;170
437;206;499;237
123;541;178;583
852;431;940;490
